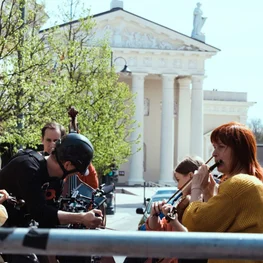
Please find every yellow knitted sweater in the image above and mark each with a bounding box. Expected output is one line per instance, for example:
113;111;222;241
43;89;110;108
182;174;263;263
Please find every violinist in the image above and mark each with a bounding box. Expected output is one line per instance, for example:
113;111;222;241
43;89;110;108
167;122;263;263
123;157;204;263
146;156;204;231
152;156;205;263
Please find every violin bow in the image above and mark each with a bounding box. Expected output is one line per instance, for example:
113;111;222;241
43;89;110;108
167;156;215;204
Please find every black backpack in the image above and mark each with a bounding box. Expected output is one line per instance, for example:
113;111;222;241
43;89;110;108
12;150;63;205
2;149;47;227
5;149;46;169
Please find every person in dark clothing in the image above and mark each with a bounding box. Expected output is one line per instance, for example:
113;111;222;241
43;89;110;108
40;121;99;201
0;133;103;229
0;133;103;263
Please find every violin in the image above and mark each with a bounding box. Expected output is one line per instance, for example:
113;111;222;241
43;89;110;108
164;158;223;222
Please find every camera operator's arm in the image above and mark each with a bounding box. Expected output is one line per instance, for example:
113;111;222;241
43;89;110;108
58;209;103;228
20;167;103;228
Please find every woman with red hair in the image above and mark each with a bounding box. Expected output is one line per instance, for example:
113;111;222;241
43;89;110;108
157;122;263;263
182;121;263;217
168;122;263;263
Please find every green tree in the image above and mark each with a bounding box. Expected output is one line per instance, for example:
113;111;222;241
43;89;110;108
0;0;139;177
248;118;263;143
44;0;138;177
0;0;64;152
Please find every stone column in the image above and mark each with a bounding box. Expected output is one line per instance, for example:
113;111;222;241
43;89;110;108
240;115;247;125
177;77;191;162
159;74;177;185
190;75;205;158
128;73;147;185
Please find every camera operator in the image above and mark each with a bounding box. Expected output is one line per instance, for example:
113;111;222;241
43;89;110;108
0;133;103;262
40;121;99;192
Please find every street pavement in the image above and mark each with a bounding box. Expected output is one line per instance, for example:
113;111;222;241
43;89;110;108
107;186;161;230
105;186;168;263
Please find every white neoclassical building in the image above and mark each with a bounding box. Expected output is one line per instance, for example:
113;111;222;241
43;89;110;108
90;1;254;185
0;1;254;183
88;1;254;185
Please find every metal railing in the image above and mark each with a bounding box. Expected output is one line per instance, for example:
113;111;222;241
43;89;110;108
1;228;263;259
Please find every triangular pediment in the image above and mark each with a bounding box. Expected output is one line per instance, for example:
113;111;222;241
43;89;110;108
92;9;219;53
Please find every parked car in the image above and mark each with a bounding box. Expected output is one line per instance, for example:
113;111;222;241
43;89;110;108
136;188;178;230
153;187;178;196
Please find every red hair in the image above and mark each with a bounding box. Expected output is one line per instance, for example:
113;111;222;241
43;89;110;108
211;122;263;181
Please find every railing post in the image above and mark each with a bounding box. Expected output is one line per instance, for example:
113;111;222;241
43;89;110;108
143;181;146;205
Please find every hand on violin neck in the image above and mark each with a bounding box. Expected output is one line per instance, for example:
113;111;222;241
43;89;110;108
150;200;166;217
161;203;174;217
162;203;188;232
148;200;167;230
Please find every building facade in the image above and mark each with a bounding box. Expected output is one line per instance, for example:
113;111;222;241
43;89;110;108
89;2;254;185
0;1;255;182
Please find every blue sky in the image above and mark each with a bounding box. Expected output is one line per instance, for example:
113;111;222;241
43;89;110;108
40;0;263;123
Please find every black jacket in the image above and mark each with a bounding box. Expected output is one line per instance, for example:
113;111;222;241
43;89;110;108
0;150;60;228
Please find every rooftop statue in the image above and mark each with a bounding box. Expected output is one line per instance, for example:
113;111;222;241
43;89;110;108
191;2;207;42
110;0;124;10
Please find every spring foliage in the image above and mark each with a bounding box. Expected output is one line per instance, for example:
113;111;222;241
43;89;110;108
0;0;138;175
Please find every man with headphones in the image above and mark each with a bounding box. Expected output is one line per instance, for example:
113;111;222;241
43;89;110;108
0;133;103;230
